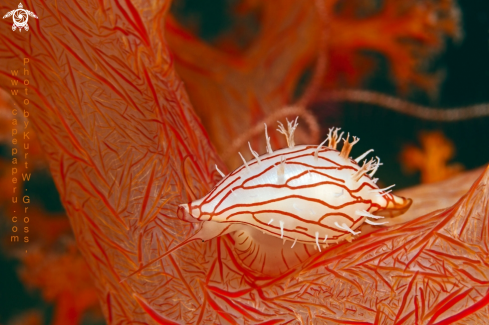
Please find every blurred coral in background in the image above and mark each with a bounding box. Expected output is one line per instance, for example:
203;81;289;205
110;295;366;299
0;0;488;324
400;130;464;183
19;244;101;325
0;90;102;324
168;0;461;169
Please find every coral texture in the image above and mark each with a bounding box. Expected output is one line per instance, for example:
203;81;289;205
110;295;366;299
1;0;487;324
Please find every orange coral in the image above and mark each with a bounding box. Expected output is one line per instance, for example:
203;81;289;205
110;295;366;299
0;89;14;142
6;310;43;325
16;208;71;247
0;89;45;163
327;0;460;93
2;0;485;324
0;95;94;324
401;130;464;183
166;0;322;168
166;0;460;169
19;244;100;325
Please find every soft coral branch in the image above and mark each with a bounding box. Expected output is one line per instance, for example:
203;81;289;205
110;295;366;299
166;0;460;170
1;0;221;323
2;1;487;325
327;0;461;93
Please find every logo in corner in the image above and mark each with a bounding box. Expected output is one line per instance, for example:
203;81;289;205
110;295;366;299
3;3;38;32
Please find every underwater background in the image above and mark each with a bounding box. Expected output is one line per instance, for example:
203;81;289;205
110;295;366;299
1;0;489;324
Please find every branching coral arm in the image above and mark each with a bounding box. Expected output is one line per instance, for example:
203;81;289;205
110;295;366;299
0;0;222;323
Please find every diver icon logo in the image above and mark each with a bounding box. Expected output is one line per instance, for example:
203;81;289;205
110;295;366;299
3;3;38;32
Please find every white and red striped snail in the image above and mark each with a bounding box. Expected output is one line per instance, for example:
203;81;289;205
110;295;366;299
173;118;412;274
124;117;412;278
